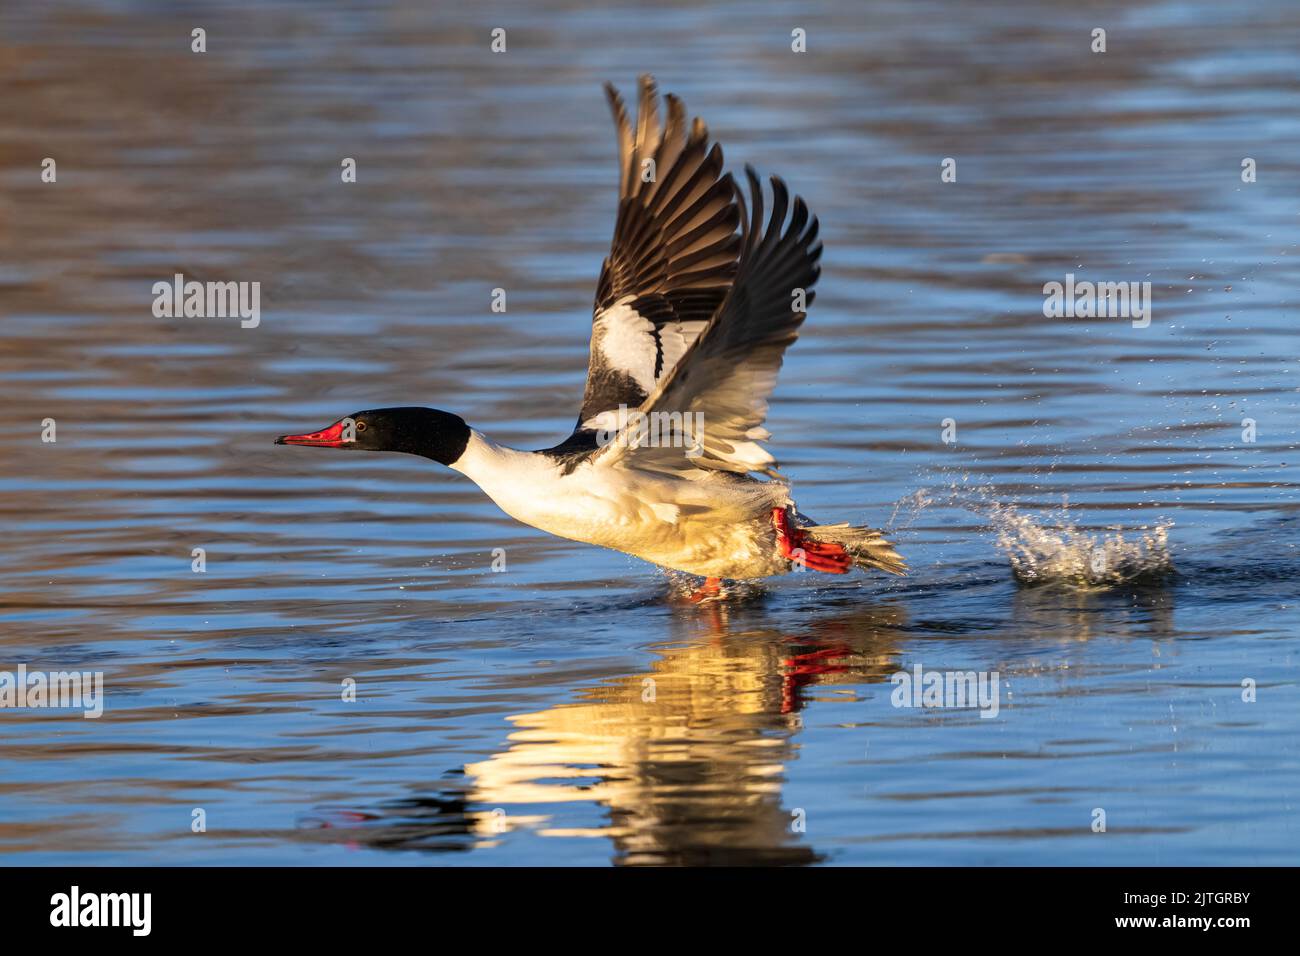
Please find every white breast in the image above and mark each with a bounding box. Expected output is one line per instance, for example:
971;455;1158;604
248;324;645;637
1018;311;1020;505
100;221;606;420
449;431;790;577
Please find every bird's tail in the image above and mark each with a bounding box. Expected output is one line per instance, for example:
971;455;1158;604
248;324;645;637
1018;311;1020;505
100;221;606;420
800;520;907;576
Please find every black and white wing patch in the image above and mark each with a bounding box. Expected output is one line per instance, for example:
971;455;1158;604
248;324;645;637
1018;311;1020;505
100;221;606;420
594;169;822;477
577;75;742;434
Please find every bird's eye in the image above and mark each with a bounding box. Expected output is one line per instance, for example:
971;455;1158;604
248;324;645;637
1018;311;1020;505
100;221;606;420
355;421;367;432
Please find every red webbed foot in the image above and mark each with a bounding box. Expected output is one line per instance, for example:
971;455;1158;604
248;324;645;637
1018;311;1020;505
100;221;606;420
686;576;724;603
772;508;852;574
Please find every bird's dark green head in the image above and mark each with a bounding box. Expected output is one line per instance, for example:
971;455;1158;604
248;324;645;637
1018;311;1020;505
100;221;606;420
275;406;469;465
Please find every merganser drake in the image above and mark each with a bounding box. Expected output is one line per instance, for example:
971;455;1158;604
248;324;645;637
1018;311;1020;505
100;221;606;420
276;75;905;594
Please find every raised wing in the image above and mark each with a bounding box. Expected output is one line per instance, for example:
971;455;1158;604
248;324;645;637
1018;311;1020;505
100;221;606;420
593;168;822;477
576;75;742;434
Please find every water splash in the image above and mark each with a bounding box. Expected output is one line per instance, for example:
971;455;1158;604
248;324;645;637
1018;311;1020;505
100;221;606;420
661;570;768;603
887;489;935;533
904;482;1174;589
988;500;1173;589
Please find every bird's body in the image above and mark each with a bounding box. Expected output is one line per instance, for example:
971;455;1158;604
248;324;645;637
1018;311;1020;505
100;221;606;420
277;75;905;586
453;430;792;578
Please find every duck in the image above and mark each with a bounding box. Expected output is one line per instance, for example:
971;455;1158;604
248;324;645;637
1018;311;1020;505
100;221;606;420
276;75;905;596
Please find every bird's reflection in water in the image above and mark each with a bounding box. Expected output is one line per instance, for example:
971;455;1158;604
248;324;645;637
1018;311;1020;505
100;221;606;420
297;575;1187;862
464;596;908;865
301;594;909;865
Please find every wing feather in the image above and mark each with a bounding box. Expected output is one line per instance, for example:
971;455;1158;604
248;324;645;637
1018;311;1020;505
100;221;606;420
592;168;822;477
574;76;742;432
